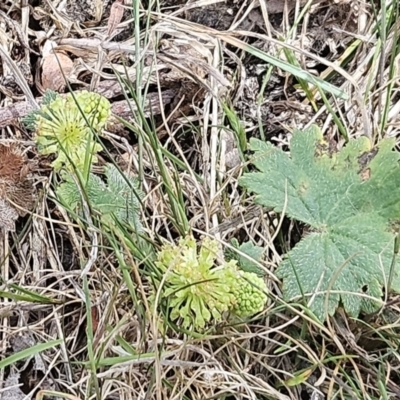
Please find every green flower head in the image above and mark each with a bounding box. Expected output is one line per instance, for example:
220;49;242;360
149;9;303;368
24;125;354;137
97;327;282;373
32;91;111;171
153;236;269;332
73;90;111;131
155;236;236;330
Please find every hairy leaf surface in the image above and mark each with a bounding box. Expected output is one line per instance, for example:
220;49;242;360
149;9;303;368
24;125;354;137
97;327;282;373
57;164;143;231
240;126;400;321
225;239;265;276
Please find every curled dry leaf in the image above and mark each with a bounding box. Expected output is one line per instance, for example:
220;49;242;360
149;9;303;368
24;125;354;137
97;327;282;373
0;199;19;232
41;51;74;92
107;0;125;37
0;143;35;232
0;373;26;400
223;130;240;164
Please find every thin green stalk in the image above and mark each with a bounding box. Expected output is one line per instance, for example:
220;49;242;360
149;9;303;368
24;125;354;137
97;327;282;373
83;276;101;400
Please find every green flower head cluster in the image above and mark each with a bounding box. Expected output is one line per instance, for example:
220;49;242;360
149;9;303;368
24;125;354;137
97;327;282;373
28;90;111;171
229;271;268;317
73;90;111;131
154;236;268;330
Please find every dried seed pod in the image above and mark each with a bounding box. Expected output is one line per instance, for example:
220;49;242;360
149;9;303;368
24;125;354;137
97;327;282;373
0;142;26;183
0;143;35;231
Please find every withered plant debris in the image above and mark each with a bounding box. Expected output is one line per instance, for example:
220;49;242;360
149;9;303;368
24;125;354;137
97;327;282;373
0;143;35;232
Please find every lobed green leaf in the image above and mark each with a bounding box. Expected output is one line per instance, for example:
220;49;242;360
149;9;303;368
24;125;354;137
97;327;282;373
240;126;400;321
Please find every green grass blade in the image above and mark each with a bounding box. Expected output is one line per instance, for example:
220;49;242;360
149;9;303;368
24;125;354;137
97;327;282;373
219;35;348;100
0;339;62;369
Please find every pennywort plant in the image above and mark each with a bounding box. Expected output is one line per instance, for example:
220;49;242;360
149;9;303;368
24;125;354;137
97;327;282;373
240;125;400;322
24;90;144;234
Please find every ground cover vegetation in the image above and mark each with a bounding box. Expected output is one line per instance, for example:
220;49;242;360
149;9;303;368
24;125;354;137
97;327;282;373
0;0;400;399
